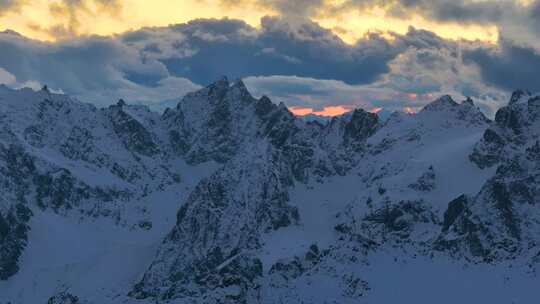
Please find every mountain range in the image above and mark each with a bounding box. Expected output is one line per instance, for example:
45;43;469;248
0;79;538;303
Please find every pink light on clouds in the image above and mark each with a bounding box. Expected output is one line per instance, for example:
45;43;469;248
403;106;417;114
406;93;418;100
369;107;382;113
289;105;352;117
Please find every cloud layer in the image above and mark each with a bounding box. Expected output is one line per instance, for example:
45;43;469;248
123;17;401;86
0;30;200;106
0;14;537;116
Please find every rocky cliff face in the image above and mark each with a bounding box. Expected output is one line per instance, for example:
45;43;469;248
0;203;31;280
1;81;539;304
470;91;540;168
131;78;380;303
437;91;540;262
0;86;183;285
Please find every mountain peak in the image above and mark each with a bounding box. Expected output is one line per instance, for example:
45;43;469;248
343;108;379;145
277;101;289;112
255;95;276;117
418;95;489;126
462;97;474;107
422;95;458;112
3;78;540;304
228;78;254;103
215;75;229;85
509;89;531;105
231;78;246;89
205;76;230;95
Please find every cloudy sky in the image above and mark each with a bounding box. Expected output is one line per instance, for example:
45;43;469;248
0;0;539;116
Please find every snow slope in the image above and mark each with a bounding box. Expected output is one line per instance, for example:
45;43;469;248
0;81;539;303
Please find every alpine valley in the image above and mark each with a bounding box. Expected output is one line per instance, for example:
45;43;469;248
0;78;539;304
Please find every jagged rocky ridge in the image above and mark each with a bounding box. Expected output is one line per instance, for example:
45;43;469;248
132;84;539;303
0;85;184;286
0;80;539;303
131;79;380;302
439;90;540;262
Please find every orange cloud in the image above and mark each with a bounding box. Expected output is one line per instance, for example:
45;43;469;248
315;105;352;116
369;107;382;113
406;93;418;100
403;106;417;114
289;106;315;116
288;105;352;117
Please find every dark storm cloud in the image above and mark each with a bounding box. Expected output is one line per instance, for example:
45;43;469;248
125;16;402;86
256;0;533;26
0;17;409;105
0;30;199;105
376;0;507;24
336;0;540;47
29;0;123;39
219;0;325;17
0;16;519;113
0;0;18;9
260;0;325;16
222;0;512;24
242;24;508;116
0;33;163;93
0;0;26;15
464;39;540;93
224;0;540;47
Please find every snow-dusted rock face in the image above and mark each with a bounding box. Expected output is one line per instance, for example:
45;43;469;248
437;91;540;262
0;85;185;286
1;81;540;304
163;78;260;164
0;203;31;280
131;79;381;303
105;100;160;157
162;77;378;168
471;90;540;168
47;291;83;304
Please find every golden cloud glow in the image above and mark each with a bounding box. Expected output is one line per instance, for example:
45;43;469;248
0;0;273;41
315;7;499;44
0;0;499;43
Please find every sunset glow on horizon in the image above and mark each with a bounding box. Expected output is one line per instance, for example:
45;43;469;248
289;105;353;117
403;107;417;114
289;105;422;117
0;0;536;116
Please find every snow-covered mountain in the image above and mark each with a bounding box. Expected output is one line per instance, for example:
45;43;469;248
0;79;539;304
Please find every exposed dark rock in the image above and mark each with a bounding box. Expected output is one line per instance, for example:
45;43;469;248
441;195;467;233
362;200;439;243
47;291;80;304
509;89;530;104
409;166;437;192
105;104;159;157
0;204;32;280
434;195;490;259
343;109;379;149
